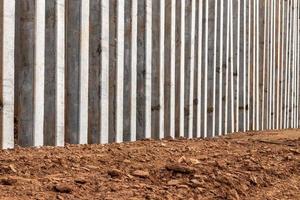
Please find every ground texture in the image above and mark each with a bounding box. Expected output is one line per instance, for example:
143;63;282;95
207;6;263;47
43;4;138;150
0;129;299;200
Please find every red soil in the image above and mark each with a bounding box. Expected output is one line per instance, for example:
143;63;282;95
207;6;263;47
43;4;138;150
0;129;299;200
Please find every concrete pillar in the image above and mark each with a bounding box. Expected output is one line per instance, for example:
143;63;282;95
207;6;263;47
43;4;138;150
0;0;15;149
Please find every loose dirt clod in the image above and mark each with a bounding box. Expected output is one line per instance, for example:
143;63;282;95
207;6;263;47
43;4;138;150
74;178;87;184
107;169;123;178
190;179;202;187
132;170;150;178
167;179;182;186
53;184;72;193
0;178;17;186
165;164;196;174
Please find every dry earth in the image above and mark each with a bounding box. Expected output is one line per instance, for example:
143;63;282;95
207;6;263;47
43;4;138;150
0;129;299;200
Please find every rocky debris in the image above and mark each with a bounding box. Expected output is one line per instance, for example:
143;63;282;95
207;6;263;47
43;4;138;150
167;179;183;186
178;156;201;165
107;169;123;178
165;164;196;174
74;178;87;184
189;158;201;165
123;159;131;164
178;156;187;163
189;179;202;187
9;164;17;173
53;184;72;193
132;170;150;178
0;130;298;199
0;178;17;186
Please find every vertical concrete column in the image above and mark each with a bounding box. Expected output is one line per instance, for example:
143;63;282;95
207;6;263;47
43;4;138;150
158;0;165;139
65;0;89;144
225;0;230;133
284;0;290;129
203;0;208;137
229;0;234;133
196;0;203;137
0;0;15;149
247;0;251;130
44;0;65;146
130;0;137;141
188;0;195;138
55;0;65;146
169;0;176;138
78;0;89;144
255;0;260;130
218;0;224;135
236;0;240;132
269;0;274;129
65;0;80;143
290;0;294;128
33;0;45;146
178;0;185;137
115;0;124;142
145;0;152;138
275;0;281;129
279;0;285;130
293;0;296;128
211;0;218;136
15;0;37;146
100;0;109;143
286;0;293;128
136;0;146;139
296;0;300;128
151;0;161;139
274;0;278;129
242;0;247;132
262;0;267;130
252;0;256;131
122;0;132;141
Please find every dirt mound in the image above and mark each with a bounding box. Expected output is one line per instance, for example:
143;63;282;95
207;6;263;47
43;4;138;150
0;129;299;199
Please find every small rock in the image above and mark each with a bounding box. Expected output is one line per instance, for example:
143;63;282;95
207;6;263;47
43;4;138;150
160;142;167;147
0;178;17;186
215;160;227;169
108;169;123;178
190;179;202;187
167;179;182;186
178;184;189;189
87;165;99;170
54;184;72;193
165;164;196;174
189;158;200;165
178;156;187;163
9;164;17;173
289;149;300;154
285;153;294;160
56;195;64;200
74;178;87;184
250;175;258;185
123;159;131;164
132;170;150;178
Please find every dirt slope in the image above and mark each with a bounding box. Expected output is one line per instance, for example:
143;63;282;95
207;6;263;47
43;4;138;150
0;129;299;200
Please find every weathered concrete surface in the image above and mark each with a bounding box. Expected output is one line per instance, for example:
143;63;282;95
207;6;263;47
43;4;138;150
15;0;35;146
3;0;300;148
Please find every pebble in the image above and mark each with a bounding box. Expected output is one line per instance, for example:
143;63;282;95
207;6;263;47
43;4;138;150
132;170;150;178
167;179;182;186
108;169;123;177
54;184;72;193
165;164;196;174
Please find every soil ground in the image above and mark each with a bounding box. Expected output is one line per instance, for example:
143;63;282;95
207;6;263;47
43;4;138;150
0;129;299;200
